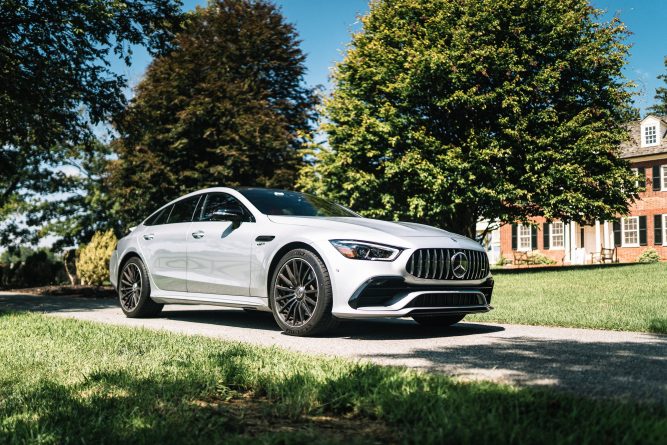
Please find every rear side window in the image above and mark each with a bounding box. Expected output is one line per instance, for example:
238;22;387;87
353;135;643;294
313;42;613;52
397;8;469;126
145;205;172;226
167;195;202;224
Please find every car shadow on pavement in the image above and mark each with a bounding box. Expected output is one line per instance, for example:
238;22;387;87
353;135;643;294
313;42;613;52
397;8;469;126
0;293;117;313
330;319;505;340
161;308;282;332
364;334;667;404
161;307;505;339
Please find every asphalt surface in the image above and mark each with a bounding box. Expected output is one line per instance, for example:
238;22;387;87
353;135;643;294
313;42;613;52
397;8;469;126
1;291;665;404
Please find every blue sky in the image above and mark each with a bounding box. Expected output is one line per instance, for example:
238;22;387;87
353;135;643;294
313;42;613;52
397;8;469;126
118;0;666;114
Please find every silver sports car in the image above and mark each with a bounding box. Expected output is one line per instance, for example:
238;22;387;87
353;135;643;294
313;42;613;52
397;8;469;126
110;187;493;336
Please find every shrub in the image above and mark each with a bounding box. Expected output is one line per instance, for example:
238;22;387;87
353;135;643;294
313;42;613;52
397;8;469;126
0;248;65;288
637;248;661;264
527;251;556;265
494;255;510;267
77;230;117;286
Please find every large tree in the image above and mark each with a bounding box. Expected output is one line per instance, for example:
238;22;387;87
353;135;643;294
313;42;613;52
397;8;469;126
18;140;122;250
300;0;637;238
648;56;667;116
111;0;318;227
0;0;183;246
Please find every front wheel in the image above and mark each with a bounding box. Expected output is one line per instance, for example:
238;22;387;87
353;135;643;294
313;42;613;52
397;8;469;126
269;249;338;336
412;314;465;327
118;257;163;318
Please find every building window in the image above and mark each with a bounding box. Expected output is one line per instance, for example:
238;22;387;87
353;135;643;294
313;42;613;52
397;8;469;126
518;224;532;251
622;216;639;246
550;222;564;249
645;125;657;146
663;215;667;246
662;166;667;191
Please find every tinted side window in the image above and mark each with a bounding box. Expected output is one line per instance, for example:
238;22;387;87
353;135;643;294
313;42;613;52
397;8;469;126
167;195;202;224
198;193;252;222
146;205;172;226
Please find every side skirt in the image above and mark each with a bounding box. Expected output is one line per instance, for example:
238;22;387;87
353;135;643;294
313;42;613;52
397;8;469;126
150;291;271;312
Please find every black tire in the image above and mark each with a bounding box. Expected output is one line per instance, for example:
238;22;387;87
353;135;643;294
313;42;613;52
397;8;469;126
118;257;163;318
412;314;465;327
269;248;339;336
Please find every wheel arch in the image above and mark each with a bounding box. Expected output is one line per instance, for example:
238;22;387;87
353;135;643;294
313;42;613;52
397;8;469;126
117;251;143;283
265;241;325;302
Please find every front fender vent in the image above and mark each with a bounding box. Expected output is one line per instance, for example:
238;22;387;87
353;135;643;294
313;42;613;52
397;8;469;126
406;248;489;280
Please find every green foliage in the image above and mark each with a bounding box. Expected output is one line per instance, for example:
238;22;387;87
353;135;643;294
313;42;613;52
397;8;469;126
0;0;183;247
111;0;318;228
637;248;661;264
20;140;124;250
648;56;667;116
300;0;637;237
495;255;510;267
1;312;666;444
0;247;65;288
76;230;117;286
471;263;667;333
527;251;557;265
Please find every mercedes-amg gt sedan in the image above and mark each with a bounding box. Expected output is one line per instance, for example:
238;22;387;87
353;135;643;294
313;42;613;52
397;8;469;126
110;187;493;336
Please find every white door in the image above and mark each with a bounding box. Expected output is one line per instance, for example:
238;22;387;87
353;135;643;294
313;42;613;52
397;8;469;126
186;192;255;296
138;194;202;292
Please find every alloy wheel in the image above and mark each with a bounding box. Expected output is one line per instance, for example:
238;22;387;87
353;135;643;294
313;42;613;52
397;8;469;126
274;258;319;327
119;263;142;311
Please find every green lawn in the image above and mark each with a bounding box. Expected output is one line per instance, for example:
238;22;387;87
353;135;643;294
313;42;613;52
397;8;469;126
469;263;667;333
0;312;665;444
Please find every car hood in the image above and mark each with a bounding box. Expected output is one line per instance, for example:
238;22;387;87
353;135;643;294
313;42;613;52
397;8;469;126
267;216;481;248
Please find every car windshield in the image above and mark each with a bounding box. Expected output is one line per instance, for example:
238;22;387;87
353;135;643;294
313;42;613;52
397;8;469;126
238;188;358;217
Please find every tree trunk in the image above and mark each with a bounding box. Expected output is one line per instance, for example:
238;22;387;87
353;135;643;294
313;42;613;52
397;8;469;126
63;250;78;286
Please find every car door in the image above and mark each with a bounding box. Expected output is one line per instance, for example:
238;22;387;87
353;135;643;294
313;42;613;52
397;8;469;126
138;195;202;292
186;192;255;296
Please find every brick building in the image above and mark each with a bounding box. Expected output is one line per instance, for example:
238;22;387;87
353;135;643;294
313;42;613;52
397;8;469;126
495;115;667;264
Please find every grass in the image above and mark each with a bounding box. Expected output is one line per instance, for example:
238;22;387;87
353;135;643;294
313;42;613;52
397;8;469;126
0;312;665;444
469;262;667;333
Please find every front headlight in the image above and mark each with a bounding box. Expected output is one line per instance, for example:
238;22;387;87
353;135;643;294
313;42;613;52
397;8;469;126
329;240;403;261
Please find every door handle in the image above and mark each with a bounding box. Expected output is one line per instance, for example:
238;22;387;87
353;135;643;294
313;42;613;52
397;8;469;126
192;230;205;239
143;233;154;240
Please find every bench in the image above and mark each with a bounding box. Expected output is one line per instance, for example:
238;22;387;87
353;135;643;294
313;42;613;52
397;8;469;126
590;246;618;264
512;251;530;267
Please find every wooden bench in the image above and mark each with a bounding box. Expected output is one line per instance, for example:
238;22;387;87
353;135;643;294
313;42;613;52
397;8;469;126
591;246;618;264
512;251;530;267
600;246;618;263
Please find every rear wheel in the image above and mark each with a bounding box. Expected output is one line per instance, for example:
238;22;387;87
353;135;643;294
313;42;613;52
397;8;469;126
270;249;338;336
118;257;163;318
412;314;465;327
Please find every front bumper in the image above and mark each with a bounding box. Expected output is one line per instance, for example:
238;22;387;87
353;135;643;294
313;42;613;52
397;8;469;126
322;239;493;319
332;275;493;319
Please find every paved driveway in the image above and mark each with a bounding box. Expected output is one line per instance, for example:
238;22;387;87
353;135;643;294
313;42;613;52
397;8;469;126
2;292;665;404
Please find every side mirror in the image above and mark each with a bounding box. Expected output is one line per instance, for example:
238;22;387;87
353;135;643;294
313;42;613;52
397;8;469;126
209;207;244;223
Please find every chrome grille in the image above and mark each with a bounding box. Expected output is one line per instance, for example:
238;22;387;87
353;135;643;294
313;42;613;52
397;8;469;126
406;249;489;280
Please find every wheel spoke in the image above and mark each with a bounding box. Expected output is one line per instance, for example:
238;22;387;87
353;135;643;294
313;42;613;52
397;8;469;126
278;273;293;287
285;299;298;320
301;302;312;317
299;264;310;283
285;262;298;287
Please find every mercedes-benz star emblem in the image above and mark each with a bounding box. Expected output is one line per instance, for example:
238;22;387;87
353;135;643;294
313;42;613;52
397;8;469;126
450;252;469;278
